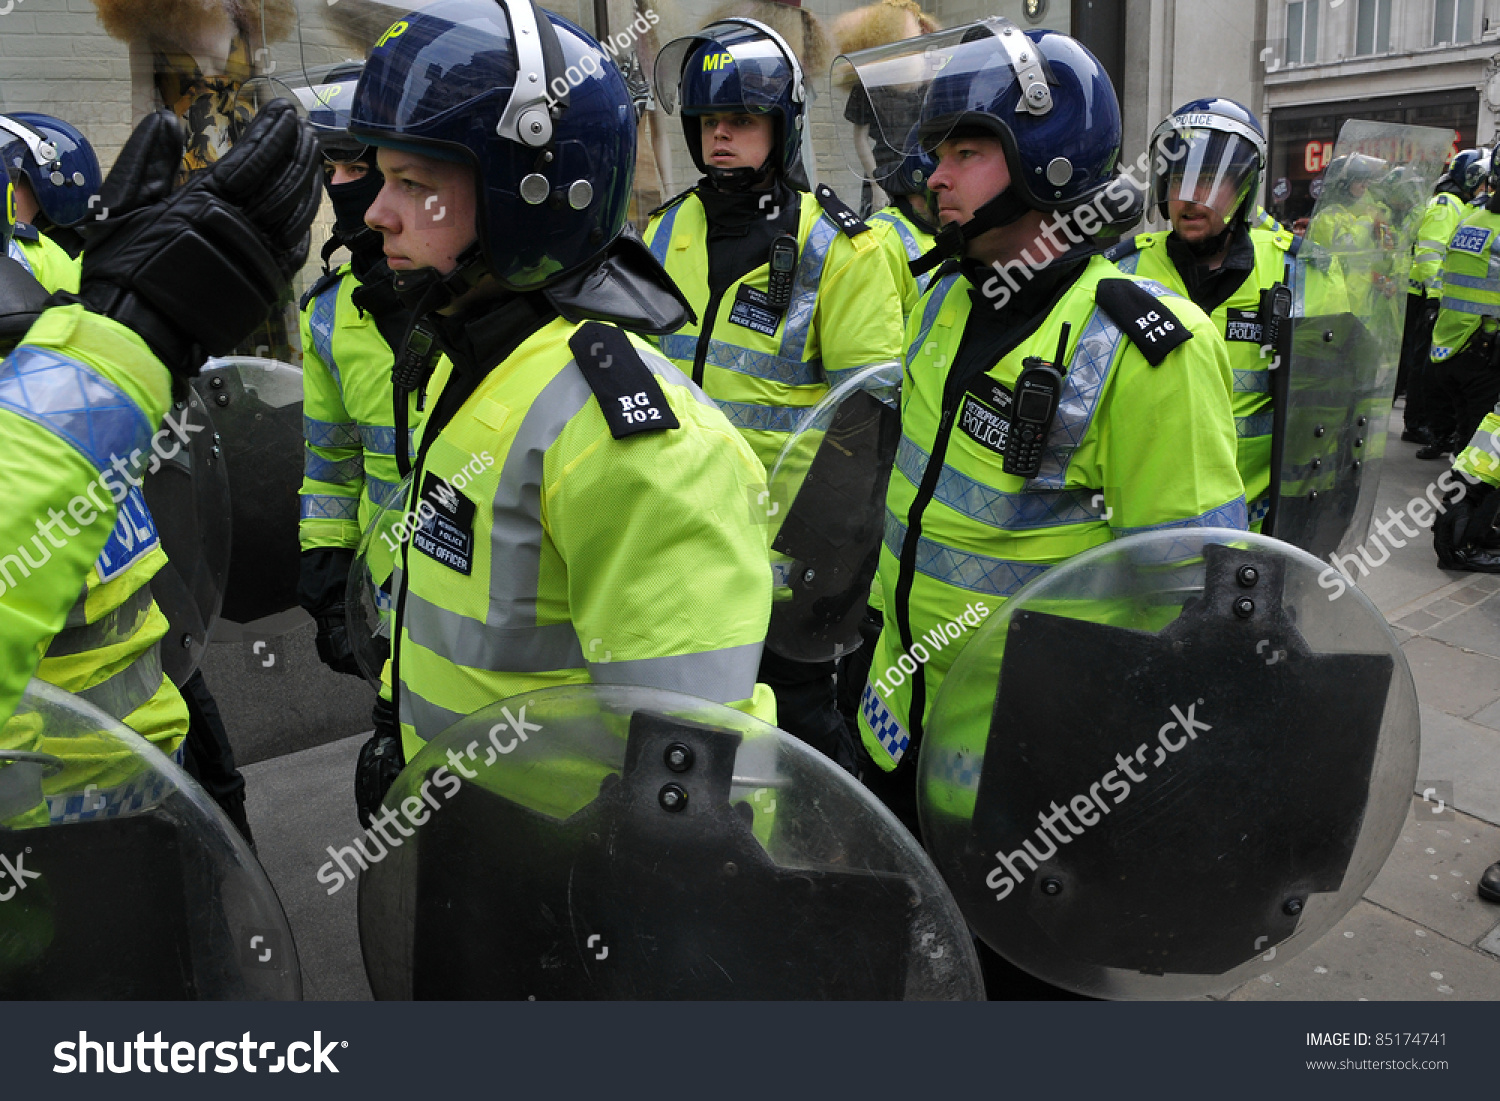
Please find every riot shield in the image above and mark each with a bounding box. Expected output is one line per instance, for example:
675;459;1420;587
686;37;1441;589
1267;121;1451;560
358;684;983;1000
346;474;416;686
193;357;304;625
142;387;232;684
765;361;901;663
918;529;1418;999
0;680;300;999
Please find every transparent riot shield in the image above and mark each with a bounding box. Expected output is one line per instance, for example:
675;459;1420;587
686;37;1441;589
142;387;231;684
193;356;304;625
765;362;901;662
918;529;1419;999
0;680;300;999
346;474;416;686
359;684;983;1000
1268;121;1452;560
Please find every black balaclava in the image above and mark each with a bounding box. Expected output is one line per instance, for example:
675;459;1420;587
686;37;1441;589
324;150;387;274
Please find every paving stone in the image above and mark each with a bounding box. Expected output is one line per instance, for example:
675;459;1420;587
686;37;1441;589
1366;805;1500;946
1420;598;1467;621
1449;584;1493;606
1396;610;1440;632
1417;705;1500;827
1401;637;1500;720
1425;596;1500;656
1225;900;1500;1000
1471;697;1500;733
1480;922;1500;958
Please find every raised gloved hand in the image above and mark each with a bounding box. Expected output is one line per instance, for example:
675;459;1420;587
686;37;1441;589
355;695;405;829
68;102;320;384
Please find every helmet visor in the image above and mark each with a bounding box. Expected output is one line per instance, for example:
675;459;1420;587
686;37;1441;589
655;22;797;118
831;18;1033;182
1150;127;1261;226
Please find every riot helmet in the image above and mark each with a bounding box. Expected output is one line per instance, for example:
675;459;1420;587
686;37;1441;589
1444;147;1489;200
1322;151;1389;203
834;19;1126;269
298;63;386;269
1148;98;1266;231
349;0;638;303
2;171;13;256
655;19;810;190
0;113;102;229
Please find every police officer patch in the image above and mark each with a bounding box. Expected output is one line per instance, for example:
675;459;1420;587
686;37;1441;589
958;377;1013;457
413;472;475;575
727;285;783;336
1223;308;1263;344
1450;225;1491;255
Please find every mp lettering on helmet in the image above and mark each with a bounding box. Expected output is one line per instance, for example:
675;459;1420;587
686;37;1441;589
375;20;409;49
702;52;734;71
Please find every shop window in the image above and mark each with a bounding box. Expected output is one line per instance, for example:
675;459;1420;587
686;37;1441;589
1433;0;1475;45
1355;0;1392;54
1287;0;1319;63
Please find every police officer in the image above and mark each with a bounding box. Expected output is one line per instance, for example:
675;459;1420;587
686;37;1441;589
642;19;905;769
1426;141;1500;478
869;145;939;318
838;21;1245;829
1401;154;1480;450
0;113;89;288
0;101;320;738
1107;99;1288;531
344;0;776;814
294;64;417;682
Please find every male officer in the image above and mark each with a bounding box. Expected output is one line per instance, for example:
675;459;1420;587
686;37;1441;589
346;0;777;817
293;64;416;681
0;101;320;737
642;19;904;767
1108;99;1289;530
0;113;87;289
838;22;1245;827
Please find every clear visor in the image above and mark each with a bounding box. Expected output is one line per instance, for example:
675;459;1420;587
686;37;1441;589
654;26;797;117
831;18;1026;182
1150;128;1261;224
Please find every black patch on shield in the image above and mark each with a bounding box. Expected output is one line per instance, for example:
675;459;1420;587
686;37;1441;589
392;711;916;999
950;543;1391;979
767;388;902;662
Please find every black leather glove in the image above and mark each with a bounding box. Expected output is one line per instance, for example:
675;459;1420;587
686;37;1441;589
356;695;405;829
298;547;364;677
67;102;320;384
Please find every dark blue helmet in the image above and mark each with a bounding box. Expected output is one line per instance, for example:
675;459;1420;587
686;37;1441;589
918;23;1122;214
884;133;936;198
0;113;103;228
350;0;636;293
1148;97;1266;227
656;19;808;182
1446;148;1489;200
297;63;369;161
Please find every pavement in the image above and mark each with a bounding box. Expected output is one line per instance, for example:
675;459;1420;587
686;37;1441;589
221;404;1500;1001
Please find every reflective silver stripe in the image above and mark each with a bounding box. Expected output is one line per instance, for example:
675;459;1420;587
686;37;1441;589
1112;250;1141;274
1111;495;1248;537
884;512;1051;597
717;400;806;433
1438;296;1500;316
872;212;921;260
7;238;34;274
51;582;155;642
893;434;1104;530
360;424;416;456
367;475;404;509
648;201;683;265
589;642;762;704
75;642;165;721
403;590;585;672
907;274;958;365
778;216;836;363
1236;411;1274;438
305;449;364;484
1232;368;1271;394
0;346;156;475
301;493;359;521
705;340;821;386
309;280;341;379
1443;272;1500;291
305;415;360;448
1030;301;1127;491
1416;239;1449;252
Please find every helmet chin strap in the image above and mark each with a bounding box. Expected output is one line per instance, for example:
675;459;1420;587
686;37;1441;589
391;242;491;314
909;186;1033;276
703;154;777;193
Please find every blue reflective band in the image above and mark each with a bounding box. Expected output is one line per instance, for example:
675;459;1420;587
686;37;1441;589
1233;368;1271;393
884;512;1052;597
304;414;360;448
1111;495;1248;537
893;435;1106;531
0;346;155;476
300;493;359;521
778;216;834;363
367;475;405;510
360;424;416;457
860;681;909;767
648;201;683;265
907;274;958;366
309;279;342;379
305;449;364;485
716;399;806;433
1236;411;1274;438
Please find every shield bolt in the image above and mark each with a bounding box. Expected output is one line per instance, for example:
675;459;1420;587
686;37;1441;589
659;783;688;812
1356;416;1367;427
1283;897;1303;916
1040;877;1063;896
1236;565;1259;588
802;569;816;584
1313;424;1325;437
1354;438;1363;448
1310;458;1321;470
664;743;694;773
1322;330;1334;342
1234;597;1255;619
180;633;193;649
209;376;224;389
215;393;229;407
